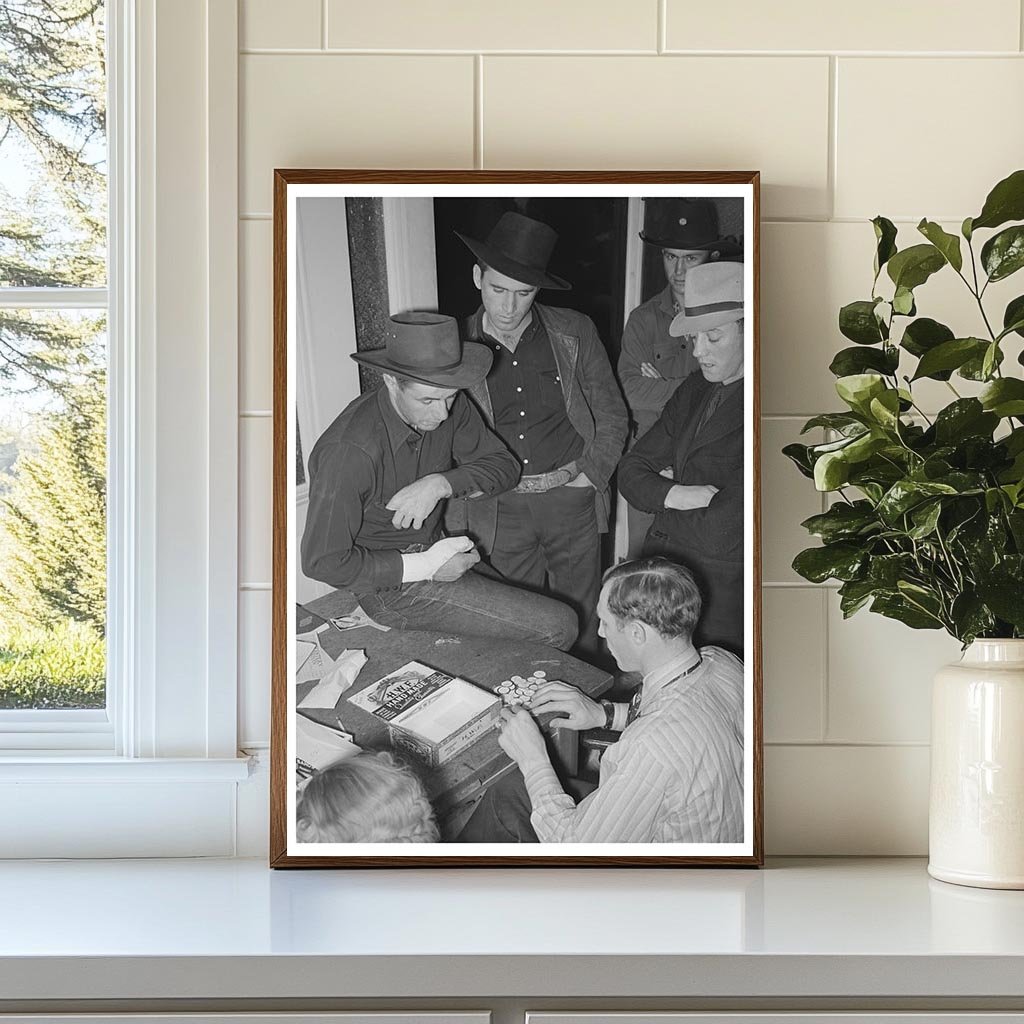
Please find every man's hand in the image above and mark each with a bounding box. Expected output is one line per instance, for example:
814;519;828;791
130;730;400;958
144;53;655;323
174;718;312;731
664;483;718;511
565;471;595;488
497;707;549;767
431;546;480;582
640;361;664;380
528;680;605;731
386;473;452;530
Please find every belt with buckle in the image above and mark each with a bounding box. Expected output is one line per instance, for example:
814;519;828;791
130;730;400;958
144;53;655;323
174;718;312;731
513;460;579;494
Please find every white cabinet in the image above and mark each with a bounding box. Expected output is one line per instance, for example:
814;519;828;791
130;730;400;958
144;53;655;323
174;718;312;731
0;1016;490;1024
527;1017;1024;1024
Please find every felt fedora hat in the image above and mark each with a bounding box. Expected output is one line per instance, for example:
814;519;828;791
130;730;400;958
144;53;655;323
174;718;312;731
351;312;492;388
669;262;744;336
640;197;741;256
455;211;572;291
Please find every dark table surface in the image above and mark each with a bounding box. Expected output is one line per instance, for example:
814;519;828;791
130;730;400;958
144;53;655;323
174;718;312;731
298;590;613;816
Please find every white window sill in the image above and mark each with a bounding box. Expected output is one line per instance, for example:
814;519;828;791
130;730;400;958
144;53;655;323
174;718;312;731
0;754;252;782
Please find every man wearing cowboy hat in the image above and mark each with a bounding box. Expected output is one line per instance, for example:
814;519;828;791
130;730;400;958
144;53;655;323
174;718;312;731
618;198;741;558
449;211;629;659
301;311;578;649
617;262;746;654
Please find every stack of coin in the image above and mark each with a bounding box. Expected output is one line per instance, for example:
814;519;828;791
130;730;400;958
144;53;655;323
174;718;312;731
495;670;548;708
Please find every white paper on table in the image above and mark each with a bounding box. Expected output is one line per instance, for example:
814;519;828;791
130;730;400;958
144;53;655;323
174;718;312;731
296;714;361;770
295;623;333;685
297;648;368;709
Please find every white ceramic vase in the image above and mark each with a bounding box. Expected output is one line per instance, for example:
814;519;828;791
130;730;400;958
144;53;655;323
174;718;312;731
929;639;1024;889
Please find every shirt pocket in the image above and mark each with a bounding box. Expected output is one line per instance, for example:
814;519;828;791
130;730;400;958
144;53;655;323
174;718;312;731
536;369;566;412
652;338;689;378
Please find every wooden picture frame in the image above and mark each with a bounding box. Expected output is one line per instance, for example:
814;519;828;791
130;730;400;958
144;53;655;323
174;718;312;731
271;171;762;867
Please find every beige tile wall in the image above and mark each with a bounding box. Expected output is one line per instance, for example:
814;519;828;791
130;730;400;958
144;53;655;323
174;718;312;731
237;0;1024;853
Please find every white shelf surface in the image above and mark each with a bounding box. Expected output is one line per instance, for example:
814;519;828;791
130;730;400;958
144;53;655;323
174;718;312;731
1;857;1024;1001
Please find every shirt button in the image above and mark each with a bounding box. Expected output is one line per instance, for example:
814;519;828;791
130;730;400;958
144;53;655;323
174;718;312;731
518;434;524;440
523;459;529;465
516;387;522;393
519;411;525;417
512;361;518;367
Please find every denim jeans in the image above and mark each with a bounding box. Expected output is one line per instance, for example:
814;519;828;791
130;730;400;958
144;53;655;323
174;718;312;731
359;567;579;651
488;485;603;659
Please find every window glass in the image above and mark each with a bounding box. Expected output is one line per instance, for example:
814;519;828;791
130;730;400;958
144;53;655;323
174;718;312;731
0;1;107;711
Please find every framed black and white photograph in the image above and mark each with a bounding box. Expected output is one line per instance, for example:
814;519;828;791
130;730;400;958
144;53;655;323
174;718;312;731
271;171;762;867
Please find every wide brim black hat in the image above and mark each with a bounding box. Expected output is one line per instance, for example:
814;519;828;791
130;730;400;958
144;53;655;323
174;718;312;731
456;211;572;291
640;197;742;256
351;312;492;389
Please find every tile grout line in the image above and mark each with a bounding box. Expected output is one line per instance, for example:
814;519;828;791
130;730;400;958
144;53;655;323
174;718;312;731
474;54;484;169
820;587;831;743
827;55;838;221
237;47;1024;57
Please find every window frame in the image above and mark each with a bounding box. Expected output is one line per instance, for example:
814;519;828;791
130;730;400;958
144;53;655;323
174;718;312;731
0;0;247;856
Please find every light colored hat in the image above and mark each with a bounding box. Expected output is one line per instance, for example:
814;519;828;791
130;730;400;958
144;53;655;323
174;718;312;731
669;262;744;336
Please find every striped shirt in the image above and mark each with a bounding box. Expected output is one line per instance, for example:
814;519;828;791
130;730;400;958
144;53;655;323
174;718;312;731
521;647;745;843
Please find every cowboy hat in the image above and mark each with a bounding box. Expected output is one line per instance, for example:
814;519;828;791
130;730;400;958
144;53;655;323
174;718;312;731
669;262;744;335
351;312;492;389
640;197;741;256
455;211;571;291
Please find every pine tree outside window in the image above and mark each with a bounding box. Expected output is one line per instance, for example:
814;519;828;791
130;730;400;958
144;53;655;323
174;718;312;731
0;2;108;723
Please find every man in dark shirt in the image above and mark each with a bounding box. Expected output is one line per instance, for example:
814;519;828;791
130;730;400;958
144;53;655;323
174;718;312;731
618;263;746;654
617;199;741;557
301;312;578;650
449;213;628;658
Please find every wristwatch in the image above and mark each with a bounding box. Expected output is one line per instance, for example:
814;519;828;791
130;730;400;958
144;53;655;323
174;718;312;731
600;699;616;730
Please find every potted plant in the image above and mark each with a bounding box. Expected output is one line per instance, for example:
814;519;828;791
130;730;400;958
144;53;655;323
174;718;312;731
784;169;1024;889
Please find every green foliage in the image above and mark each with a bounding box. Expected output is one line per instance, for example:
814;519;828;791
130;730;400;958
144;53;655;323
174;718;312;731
0;373;106;633
786;170;1024;644
0;619;104;709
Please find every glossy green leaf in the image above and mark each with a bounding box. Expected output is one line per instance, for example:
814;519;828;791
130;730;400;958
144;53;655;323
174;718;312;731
829;345;899;378
1002;295;1024;340
800;501;879;543
876;479;958;523
950;592;996;644
962;216;974;241
975;581;1024;629
980;378;1024;418
933;399;999;445
959;343;1004;381
886;243;946;291
835;373;887;414
872;216;898;276
908;500;942;539
871;594;944;630
981;225;1024;282
911;337;987;381
917;219;963;272
900;317;954;358
971;168;1024;232
814;450;850;491
839;300;886;345
800;413;866;435
838;579;878;617
868;389;902;430
892;286;916;316
792;542;866;584
982;341;1000;381
781;442;815;479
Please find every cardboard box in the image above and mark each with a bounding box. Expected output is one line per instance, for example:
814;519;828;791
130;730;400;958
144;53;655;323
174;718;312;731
349;661;500;768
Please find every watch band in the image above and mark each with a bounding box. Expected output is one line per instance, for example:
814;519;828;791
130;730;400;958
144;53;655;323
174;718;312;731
600;699;616;730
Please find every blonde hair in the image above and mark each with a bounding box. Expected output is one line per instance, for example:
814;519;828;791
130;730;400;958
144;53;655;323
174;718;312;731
296;750;440;844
